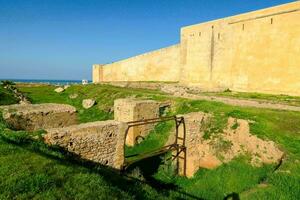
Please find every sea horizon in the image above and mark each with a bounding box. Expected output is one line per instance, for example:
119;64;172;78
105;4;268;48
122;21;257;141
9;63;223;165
0;78;92;85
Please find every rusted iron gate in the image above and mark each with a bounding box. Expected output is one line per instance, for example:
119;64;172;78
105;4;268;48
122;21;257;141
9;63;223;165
121;116;187;176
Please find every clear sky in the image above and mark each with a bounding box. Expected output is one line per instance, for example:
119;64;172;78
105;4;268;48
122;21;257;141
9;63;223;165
0;0;295;80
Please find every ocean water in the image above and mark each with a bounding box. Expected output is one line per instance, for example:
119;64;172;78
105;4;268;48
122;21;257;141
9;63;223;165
0;79;91;85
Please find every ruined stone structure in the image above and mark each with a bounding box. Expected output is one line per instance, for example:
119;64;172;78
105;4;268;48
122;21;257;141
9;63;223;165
44;120;128;170
179;112;284;177
114;99;159;146
93;2;300;96
177;112;212;177
0;103;77;131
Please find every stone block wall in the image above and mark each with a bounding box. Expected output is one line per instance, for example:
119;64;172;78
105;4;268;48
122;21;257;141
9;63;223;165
177;112;211;177
0;103;77;131
114;98;159;146
44;120;128;170
93;44;181;82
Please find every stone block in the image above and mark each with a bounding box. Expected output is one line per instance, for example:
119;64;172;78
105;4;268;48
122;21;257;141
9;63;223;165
0;103;77;131
44;120;128;169
114;98;159;146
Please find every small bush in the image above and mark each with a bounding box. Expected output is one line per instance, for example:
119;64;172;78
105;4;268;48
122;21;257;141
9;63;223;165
224;88;232;93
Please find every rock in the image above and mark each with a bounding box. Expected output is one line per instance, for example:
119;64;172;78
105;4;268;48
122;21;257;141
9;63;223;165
161;85;187;95
82;99;96;109
54;87;64;93
69;94;78;99
64;85;70;89
19;100;31;105
0;103;77;131
136;136;145;144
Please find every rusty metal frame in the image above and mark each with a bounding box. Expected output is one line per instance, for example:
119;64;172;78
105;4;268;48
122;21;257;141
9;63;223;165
121;116;186;176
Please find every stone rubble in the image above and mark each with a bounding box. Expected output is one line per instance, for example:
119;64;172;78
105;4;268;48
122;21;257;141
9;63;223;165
0;103;77;131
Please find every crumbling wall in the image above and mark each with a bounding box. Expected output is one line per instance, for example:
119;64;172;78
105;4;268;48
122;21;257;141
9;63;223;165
179;112;284;177
177;112;212;177
44;120;128;169
114;98;159;146
0;103;77;131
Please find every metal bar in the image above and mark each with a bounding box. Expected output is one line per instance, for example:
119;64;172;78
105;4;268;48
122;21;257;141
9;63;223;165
127;116;176;125
122;115;187;176
125;144;175;158
183;147;187;176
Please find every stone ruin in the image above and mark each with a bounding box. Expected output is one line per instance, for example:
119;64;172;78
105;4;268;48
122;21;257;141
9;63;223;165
0;101;284;177
179;112;284;177
114;98;159;146
0;103;77;131
44;120;128;169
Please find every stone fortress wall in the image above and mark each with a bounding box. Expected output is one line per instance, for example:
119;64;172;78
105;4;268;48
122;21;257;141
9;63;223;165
93;44;180;82
93;1;300;96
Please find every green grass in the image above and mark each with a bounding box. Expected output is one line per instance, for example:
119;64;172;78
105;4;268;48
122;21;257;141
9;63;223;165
0;86;19;105
18;84;167;123
0;117;168;199
0;84;299;199
125;121;174;158
203;90;300;107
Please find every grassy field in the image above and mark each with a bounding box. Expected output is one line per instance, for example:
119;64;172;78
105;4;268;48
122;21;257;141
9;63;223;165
0;85;19;105
0;84;299;199
203;90;300;107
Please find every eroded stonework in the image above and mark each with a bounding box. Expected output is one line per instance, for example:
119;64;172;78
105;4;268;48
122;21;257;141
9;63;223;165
114;98;159;146
0;103;77;131
44;120;128;169
179;112;284;177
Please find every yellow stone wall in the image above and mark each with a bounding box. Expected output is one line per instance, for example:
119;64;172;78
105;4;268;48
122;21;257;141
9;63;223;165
93;1;300;96
180;1;300;96
94;44;180;82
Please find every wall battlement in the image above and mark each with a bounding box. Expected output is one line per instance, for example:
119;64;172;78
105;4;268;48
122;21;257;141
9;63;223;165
93;1;300;96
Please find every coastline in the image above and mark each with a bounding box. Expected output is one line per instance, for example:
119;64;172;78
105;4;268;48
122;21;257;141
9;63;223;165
0;79;91;85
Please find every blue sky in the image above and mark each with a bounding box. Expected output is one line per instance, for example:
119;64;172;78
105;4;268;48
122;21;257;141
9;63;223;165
0;0;295;80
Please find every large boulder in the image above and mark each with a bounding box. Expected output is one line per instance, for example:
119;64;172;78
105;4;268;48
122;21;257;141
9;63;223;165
0;103;77;131
54;87;64;93
82;99;96;109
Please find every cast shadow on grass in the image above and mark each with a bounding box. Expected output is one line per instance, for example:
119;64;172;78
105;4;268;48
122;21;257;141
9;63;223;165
223;192;240;200
0;133;203;200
